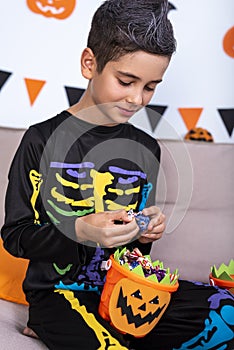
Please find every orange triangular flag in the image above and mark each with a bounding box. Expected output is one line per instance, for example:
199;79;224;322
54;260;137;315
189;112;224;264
24;78;46;106
178;107;203;131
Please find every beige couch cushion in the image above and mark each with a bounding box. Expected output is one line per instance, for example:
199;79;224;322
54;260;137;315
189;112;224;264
151;140;234;282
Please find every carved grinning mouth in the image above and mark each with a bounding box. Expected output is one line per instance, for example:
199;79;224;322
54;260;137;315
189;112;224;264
116;286;166;328
36;1;65;14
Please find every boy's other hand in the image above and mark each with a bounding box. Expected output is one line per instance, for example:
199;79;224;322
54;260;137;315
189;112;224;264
75;209;139;248
138;206;166;244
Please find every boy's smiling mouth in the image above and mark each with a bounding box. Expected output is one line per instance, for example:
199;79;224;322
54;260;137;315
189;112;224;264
117;106;140;118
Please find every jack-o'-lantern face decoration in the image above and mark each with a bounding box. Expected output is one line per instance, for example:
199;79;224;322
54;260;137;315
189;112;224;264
109;278;171;337
27;0;76;20
184;127;214;142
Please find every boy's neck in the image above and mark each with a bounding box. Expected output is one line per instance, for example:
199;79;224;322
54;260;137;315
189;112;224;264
67;90;119;127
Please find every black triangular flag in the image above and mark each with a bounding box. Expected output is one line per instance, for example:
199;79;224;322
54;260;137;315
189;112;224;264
0;70;12;91
218;108;234;137
145;105;167;132
64;86;85;106
168;2;176;11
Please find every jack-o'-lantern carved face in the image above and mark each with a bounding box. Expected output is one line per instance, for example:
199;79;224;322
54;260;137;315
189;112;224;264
109;278;171;337
184;127;214;142
27;0;76;20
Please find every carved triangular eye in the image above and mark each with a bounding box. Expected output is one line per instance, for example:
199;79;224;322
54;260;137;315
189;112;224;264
149;295;159;304
131;289;142;300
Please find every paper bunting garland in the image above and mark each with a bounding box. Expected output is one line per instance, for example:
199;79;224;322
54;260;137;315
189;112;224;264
218;109;234;137
24;78;46;106
146;105;167;132
0;69;233;140
0;70;12;91
178;107;203;131
64;86;85;106
168;2;176;11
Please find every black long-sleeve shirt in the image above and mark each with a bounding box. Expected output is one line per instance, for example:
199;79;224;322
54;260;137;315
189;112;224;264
1;111;160;295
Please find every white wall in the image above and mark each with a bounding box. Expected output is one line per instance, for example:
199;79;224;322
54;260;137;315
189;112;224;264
0;0;233;142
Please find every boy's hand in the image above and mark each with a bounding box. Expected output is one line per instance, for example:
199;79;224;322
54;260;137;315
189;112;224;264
138;206;166;244
75;209;139;248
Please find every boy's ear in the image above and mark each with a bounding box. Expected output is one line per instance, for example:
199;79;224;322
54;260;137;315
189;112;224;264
80;48;97;79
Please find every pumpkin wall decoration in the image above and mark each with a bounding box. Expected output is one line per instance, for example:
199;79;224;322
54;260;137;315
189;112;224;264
26;0;76;20
99;248;179;337
184;127;214;142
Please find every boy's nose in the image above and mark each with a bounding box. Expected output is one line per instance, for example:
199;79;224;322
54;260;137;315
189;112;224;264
126;89;143;106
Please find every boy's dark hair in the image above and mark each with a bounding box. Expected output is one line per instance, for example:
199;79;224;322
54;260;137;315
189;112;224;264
87;0;176;72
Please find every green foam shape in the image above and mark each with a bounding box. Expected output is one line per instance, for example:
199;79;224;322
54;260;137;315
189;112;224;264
218;271;233;281
132;264;145;277
146;274;158;283
114;247;127;262
144;255;152;263
160;274;171;285
228;259;234;274
170;269;179;285
122;262;131;271
218;263;229;274
159;262;164;269
211;265;219;278
119;247;127;257
114;249;120;261
172;268;178;276
211;260;234;280
170;277;179;285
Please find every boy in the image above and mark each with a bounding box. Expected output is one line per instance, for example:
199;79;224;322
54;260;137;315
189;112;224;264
1;0;234;349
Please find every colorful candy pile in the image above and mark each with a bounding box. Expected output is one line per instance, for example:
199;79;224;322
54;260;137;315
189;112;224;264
114;247;179;285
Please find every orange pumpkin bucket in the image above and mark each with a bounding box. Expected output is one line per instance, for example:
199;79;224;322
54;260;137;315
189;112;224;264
99;249;179;337
209;260;234;295
209;274;234;294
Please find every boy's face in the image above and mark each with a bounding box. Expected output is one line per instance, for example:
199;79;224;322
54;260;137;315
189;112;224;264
84;50;170;125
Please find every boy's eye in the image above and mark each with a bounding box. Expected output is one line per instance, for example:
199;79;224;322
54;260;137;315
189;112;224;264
118;79;156;91
118;79;132;86
145;85;155;92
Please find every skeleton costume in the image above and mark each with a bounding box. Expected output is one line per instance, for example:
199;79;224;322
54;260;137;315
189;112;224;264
2;111;234;350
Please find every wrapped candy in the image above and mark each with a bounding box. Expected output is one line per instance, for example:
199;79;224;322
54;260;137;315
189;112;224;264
127;209;150;232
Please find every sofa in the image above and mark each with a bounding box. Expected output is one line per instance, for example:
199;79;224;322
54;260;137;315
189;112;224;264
0;126;233;349
0;127;48;349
